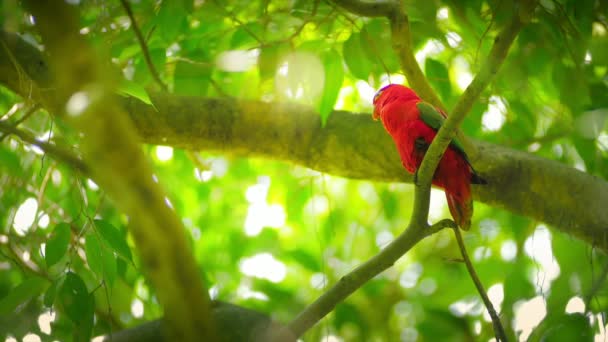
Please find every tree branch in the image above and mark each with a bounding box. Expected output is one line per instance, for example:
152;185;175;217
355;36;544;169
21;1;216;341
0;120;88;173
330;0;395;17
413;0;538;227
1;28;607;253
102;301;296;342
332;0;445;109
119;0;168;91
453;227;507;341
288;219;454;336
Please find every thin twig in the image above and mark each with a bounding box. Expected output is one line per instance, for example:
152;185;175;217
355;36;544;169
453;227;508;341
119;0;168;91
0;103;40;142
585;261;608;310
0;120;88;173
288;219;455;336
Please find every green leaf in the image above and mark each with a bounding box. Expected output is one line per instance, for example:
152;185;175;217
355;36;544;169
552;64;590;114
155;0;191;43
133;48;166;85
58;272;94;342
528;313;593;342
174;60;213;96
117;79;153;106
85;233;117;286
258;43;290;80
317;49;344;125
0;145;22;176
45;222;72;268
0;277;50;315
230;23;263;49
359;19;400;74
43;279;60;307
425;58;451;102
342;32;373;80
286;249;320;272
94;220;132;263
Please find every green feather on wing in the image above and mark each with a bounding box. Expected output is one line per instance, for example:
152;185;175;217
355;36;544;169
416;101;469;163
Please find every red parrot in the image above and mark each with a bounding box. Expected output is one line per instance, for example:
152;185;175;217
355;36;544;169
372;84;486;230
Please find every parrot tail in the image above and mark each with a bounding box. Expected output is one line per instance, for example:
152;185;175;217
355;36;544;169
445;188;473;230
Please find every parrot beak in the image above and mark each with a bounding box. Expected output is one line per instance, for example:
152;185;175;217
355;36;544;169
372;108;381;121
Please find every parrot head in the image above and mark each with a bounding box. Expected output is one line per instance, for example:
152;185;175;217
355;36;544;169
372;84;420;121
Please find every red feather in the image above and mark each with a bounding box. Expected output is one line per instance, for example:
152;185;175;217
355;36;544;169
373;84;483;229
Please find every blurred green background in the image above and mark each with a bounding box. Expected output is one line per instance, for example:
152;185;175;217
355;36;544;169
1;0;607;341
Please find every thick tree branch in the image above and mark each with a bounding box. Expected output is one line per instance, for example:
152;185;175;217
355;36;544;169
102;301;296;342
1;28;608;253
20;2;216;341
330;0;395;17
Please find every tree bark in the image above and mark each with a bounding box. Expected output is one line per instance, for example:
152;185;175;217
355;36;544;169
1;30;608;252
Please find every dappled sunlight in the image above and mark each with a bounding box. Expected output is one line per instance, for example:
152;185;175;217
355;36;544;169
355;80;376;107
484;283;504;321
399;262;423;289
452;56;473;90
38;212;49;229
86;178;99;190
37;310;55;335
275;52;324;101
445;31;462;48
415;39;445;66
22;334;41;342
243;176;286;236
375;230;393;248
418;277;437;295
565;296;585;314
482;96;508;132
436;7;449;21
13;197;38;236
303;194;329;217
155;145;173;162
500;239;517;261
524;225;560;294
449;296;483;317
513;296;546;341
428;188;446;222
237;283;269;301
310;272;328;289
239;253;286;283
131;298;144;318
216;50;259;72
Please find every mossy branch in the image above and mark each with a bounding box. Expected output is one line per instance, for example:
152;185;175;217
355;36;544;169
119;0;168;91
1;31;607;252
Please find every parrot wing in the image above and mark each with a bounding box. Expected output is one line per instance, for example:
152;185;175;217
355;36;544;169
416;102;487;185
416;101;469;165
